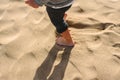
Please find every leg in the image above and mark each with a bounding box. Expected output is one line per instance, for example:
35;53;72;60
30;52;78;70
46;6;74;47
46;6;71;33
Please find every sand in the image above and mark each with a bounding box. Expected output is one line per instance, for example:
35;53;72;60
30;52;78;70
0;0;120;80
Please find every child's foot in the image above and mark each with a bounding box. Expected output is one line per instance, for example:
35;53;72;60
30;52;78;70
25;0;39;8
56;36;74;47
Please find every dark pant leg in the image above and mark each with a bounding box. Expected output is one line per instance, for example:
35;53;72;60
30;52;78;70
46;5;72;33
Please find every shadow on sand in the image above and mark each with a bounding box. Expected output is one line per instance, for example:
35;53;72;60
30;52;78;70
33;44;73;80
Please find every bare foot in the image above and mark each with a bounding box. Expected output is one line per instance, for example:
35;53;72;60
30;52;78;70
25;0;39;8
56;36;74;47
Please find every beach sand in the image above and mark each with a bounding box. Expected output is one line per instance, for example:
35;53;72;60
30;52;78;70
0;0;120;80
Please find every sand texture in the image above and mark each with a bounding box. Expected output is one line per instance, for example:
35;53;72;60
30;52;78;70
0;0;120;80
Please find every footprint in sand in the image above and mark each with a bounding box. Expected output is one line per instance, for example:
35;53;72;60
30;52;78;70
112;43;120;63
112;53;120;65
86;35;103;51
107;24;120;34
113;55;120;60
113;43;120;48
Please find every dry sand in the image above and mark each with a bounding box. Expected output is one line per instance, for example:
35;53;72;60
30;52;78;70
0;0;120;80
